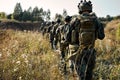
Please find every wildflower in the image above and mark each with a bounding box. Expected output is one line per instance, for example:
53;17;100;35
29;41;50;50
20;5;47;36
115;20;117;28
19;76;22;80
0;52;2;58
24;59;29;64
16;61;21;65
21;54;28;58
14;67;18;72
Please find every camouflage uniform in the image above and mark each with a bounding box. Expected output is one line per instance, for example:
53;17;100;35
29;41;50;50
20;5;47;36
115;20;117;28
40;22;46;36
43;22;51;39
49;21;55;49
58;16;72;75
51;19;61;50
67;0;105;80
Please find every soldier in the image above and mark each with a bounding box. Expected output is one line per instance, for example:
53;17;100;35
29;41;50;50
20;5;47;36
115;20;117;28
43;22;51;39
60;16;72;59
52;19;61;50
40;22;46;36
67;0;105;80
49;21;55;49
57;16;72;76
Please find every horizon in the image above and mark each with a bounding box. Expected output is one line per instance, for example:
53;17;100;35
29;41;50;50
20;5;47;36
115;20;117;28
0;0;120;18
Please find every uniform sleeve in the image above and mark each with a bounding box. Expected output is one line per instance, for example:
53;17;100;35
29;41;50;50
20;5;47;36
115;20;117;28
96;19;105;40
65;24;72;43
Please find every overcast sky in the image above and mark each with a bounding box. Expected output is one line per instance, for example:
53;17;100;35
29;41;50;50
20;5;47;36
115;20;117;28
0;0;120;18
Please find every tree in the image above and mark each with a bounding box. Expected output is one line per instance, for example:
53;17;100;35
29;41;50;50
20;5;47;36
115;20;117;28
31;7;46;22
106;15;113;21
32;6;39;21
39;8;44;20
44;9;51;21
27;7;32;14
22;10;32;21
0;12;6;19
26;7;33;21
7;14;12;19
114;15;120;20
13;3;23;21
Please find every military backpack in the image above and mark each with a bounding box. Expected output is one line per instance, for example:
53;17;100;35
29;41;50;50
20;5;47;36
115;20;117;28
79;13;97;47
71;14;96;46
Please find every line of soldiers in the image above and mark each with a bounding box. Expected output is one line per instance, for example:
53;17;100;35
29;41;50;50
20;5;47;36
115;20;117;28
40;0;105;80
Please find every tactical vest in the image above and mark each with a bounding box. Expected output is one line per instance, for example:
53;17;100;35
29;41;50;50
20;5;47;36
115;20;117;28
79;13;97;47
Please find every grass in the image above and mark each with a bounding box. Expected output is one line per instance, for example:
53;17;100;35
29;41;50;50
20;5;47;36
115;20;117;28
0;29;63;80
94;19;120;80
0;19;120;80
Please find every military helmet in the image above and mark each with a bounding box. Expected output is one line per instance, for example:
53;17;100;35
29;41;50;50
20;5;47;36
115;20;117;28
56;18;61;23
78;0;92;14
65;16;72;22
51;21;55;25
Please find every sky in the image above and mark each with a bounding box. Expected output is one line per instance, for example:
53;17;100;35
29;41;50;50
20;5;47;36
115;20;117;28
0;0;120;18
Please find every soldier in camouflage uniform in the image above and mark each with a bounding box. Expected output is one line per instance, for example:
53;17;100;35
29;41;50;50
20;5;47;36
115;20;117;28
52;19;61;50
60;16;72;59
40;22;46;36
49;21;55;49
67;0;105;80
57;16;72;75
43;22;51;39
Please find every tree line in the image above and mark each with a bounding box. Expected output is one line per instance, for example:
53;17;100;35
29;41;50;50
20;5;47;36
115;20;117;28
0;3;51;22
0;2;120;22
0;3;69;22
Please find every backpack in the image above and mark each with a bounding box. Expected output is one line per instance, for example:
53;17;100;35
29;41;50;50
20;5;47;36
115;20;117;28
70;18;80;44
71;27;79;44
79;13;97;47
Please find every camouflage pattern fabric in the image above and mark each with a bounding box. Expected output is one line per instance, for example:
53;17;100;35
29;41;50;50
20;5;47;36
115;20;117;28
66;13;104;80
75;48;96;80
58;19;72;76
52;23;61;50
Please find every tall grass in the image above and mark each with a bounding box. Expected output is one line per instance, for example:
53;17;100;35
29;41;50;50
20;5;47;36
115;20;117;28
0;19;120;80
0;29;63;80
94;20;120;80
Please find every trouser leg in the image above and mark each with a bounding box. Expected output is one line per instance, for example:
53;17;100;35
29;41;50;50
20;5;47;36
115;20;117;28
85;52;96;80
69;60;74;73
53;39;57;50
75;49;96;80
